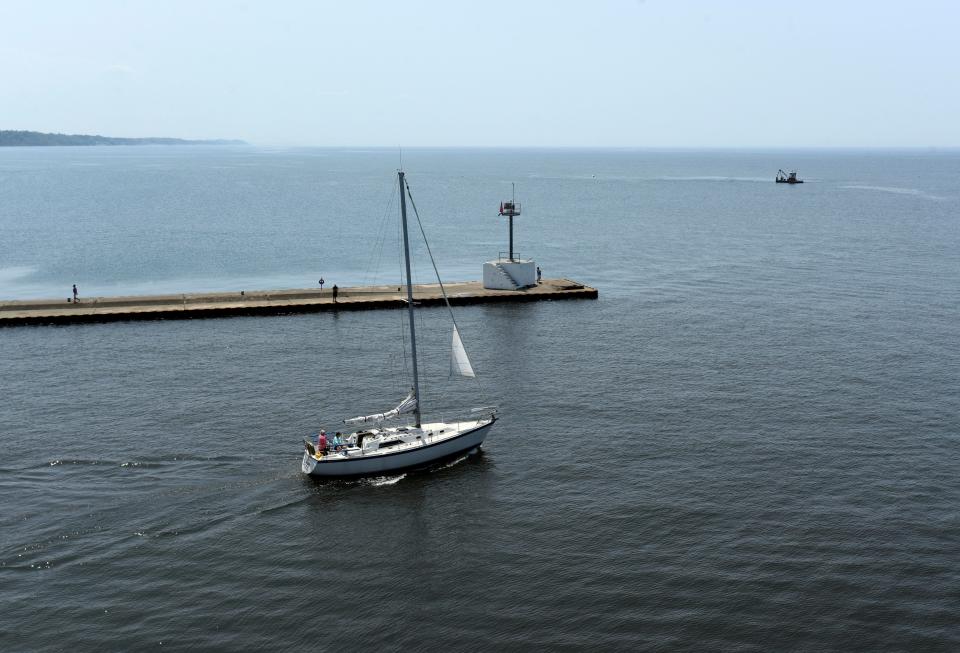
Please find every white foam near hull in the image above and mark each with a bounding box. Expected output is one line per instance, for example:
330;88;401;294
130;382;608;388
302;418;494;478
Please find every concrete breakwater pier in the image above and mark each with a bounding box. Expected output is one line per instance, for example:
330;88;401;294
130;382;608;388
0;278;597;327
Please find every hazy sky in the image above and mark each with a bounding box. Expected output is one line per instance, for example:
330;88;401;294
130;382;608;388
2;0;958;147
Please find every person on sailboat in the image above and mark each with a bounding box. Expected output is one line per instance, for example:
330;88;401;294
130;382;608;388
332;432;344;451
317;430;328;454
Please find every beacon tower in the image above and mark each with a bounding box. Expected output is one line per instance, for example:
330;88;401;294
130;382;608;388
482;183;537;290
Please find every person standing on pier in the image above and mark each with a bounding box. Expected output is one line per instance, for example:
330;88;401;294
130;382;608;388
537;266;542;284
72;284;78;303
319;277;324;292
332;284;338;303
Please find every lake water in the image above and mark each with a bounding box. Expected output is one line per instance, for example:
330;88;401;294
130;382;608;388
2;147;959;651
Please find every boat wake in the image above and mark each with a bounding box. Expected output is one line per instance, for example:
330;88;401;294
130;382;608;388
255;492;315;515
45;453;233;469
48;458;109;467
659;175;771;183
435;450;476;471
841;185;949;201
363;474;407;487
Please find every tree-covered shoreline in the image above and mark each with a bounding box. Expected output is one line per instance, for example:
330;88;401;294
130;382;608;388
0;130;245;146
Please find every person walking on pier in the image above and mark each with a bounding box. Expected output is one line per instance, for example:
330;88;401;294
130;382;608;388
332;284;338;303
319;277;324;292
72;284;78;303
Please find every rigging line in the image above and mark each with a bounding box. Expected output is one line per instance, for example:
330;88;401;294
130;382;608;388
362;180;399;288
374;182;399;283
403;178;488;396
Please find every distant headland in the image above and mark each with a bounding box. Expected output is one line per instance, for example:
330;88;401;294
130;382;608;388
0;130;246;147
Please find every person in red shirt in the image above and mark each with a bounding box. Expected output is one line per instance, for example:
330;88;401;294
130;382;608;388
317;430;328;454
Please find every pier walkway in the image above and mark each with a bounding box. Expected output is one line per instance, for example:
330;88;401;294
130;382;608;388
0;278;597;326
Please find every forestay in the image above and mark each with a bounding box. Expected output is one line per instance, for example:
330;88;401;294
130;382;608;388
343;391;418;425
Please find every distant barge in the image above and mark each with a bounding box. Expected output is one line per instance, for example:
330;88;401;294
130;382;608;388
0;278;598;327
776;169;803;184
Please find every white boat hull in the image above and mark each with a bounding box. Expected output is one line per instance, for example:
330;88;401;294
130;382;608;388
301;418;494;478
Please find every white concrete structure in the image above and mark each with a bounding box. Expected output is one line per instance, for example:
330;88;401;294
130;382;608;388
483;258;537;290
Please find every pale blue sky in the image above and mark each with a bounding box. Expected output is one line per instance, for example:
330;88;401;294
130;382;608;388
2;0;958;147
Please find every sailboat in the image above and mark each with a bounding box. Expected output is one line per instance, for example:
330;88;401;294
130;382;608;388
301;171;498;478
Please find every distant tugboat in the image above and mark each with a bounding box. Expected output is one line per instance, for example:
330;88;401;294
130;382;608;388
776;169;803;184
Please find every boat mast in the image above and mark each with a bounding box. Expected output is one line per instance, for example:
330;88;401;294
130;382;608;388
398;171;422;427
498;183;520;262
509;183;515;261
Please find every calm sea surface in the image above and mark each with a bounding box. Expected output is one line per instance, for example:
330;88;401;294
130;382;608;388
1;147;959;651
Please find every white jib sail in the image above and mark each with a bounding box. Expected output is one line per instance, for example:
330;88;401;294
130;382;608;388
451;326;476;378
344;392;418;425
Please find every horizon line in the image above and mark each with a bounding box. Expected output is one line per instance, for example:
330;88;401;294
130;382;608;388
245;144;960;151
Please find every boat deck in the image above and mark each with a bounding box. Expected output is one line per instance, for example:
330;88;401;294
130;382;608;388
0;278;598;327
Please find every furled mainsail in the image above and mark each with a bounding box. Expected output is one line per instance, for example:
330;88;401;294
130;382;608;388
343;392;418;425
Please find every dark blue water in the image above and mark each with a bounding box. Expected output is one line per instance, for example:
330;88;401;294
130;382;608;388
2;148;959;651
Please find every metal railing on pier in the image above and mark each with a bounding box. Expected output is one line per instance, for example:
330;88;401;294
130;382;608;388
497;251;528;262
